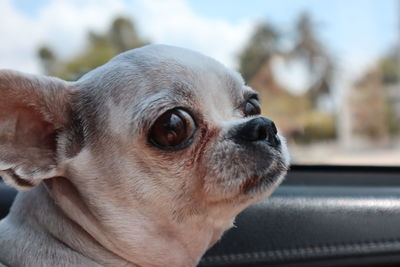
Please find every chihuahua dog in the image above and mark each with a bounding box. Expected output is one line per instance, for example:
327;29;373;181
0;45;289;266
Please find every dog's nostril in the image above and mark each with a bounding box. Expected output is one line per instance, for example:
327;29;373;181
255;122;267;140
268;131;280;146
236;117;280;146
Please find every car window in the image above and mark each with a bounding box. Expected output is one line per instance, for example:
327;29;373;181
2;0;399;165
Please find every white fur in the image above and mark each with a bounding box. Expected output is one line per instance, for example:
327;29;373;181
0;45;289;266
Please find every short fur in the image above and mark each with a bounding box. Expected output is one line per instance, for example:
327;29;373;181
0;45;289;266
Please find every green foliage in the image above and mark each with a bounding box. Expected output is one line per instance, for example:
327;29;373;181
380;50;399;85
259;91;336;144
38;46;55;60
387;101;400;135
294;111;336;143
110;17;147;53
377;49;400;137
238;23;280;83
291;12;334;106
292;12;326;70
38;16;149;80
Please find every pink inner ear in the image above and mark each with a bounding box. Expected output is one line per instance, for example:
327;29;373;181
0;106;56;152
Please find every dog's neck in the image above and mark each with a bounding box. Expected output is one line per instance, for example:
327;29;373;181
0;180;231;266
0;183;130;266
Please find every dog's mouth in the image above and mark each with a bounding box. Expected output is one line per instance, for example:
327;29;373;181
239;160;288;195
203;134;289;201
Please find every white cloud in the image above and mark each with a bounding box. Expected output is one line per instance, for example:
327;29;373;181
0;0;42;73
130;0;253;68
36;0;125;59
0;0;253;75
0;0;125;73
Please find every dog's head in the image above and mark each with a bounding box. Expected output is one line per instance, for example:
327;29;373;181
0;45;289;264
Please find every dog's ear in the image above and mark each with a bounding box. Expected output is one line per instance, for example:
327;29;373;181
0;70;73;190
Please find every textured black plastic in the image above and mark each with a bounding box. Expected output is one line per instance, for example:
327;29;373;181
200;184;400;266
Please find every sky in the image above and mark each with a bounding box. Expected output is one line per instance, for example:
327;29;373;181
1;0;398;92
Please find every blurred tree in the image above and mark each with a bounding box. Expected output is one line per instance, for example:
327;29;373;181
290;12;334;107
238;23;280;84
38;46;58;76
379;48;400;135
61;31;116;80
110;17;147;53
344;46;400;144
38;16;149;80
350;69;389;142
380;49;399;85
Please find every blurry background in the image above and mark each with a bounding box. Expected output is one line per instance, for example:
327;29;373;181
1;0;400;165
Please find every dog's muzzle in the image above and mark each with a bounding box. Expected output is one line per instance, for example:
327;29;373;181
233;117;280;147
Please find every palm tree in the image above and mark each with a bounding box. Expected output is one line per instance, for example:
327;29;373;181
290;12;334;107
238;22;280;84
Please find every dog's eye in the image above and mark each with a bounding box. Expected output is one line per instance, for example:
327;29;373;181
149;109;196;150
243;97;261;116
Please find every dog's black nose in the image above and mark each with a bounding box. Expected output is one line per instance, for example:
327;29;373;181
235;117;280;146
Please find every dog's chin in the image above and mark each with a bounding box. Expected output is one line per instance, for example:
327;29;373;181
204;160;288;206
239;161;288;197
236;141;289;199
